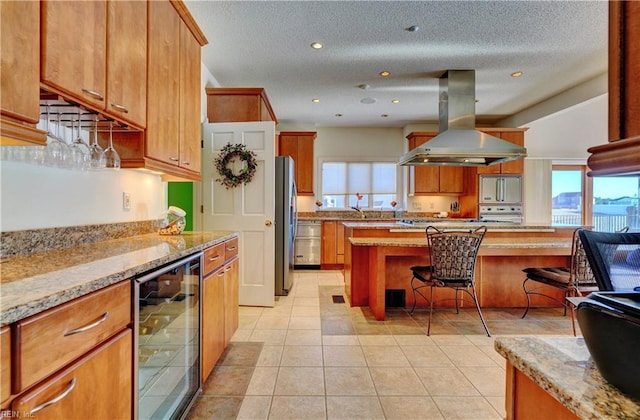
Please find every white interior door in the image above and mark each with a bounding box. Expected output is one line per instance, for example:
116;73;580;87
201;122;275;307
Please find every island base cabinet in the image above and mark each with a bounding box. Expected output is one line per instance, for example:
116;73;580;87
505;361;578;420
11;329;132;419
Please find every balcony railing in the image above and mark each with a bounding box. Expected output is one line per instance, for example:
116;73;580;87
551;214;639;232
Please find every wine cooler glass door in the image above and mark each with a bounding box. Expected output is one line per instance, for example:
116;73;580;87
135;253;202;420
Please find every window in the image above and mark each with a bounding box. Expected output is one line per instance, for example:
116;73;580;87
551;165;590;226
592;175;640;231
552;165;640;231
321;161;397;209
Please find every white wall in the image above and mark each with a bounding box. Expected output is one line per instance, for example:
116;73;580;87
517;94;607;222
0;161;165;231
523;94;607;159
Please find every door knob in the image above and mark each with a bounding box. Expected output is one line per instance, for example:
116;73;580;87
265;220;273;226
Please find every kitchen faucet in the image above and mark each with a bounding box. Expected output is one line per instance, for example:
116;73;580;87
350;207;366;219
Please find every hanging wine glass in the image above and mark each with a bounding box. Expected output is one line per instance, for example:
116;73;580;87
89;114;106;169
103;120;120;169
44;108;71;168
70;111;92;170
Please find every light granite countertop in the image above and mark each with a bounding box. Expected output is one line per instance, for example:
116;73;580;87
495;336;640;419
348;236;572;250
0;231;237;326
343;221;577;232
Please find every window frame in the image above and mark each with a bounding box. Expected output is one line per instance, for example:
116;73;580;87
551;164;593;226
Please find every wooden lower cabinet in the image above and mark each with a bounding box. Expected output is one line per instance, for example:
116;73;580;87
11;329;132;419
321;221;348;267
202;267;225;383
224;257;239;345
1;326;10;406
201;239;239;383
505;361;578;420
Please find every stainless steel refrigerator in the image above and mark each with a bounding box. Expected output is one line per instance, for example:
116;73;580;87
275;156;297;296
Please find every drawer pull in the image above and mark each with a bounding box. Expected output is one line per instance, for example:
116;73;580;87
29;378;76;415
169;157;179;162
208;255;221;261
64;312;109;337
110;103;129;113
226;246;237;251
225;266;232;272
217;271;225;277
81;88;104;100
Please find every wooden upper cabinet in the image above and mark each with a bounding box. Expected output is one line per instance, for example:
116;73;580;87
146;0;181;166
41;1;107;110
206;88;278;124
179;20;202;174
0;0;44;145
476;130;525;175
106;0;147;127
41;0;147;129
277;131;316;195
407;132;463;194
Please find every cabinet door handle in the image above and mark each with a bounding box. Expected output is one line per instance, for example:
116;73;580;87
225;265;232;272
29;378;77;415
181;161;190;165
169;157;179;162
64;312;109;337
81;88;104;101
226;246;237;251
110;103;129;113
217;271;225;277
208;255;221;261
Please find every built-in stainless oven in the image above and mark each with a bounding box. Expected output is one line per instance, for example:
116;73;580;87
134;252;202;419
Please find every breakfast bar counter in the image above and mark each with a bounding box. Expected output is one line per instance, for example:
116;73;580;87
494;336;640;419
343;223;578;320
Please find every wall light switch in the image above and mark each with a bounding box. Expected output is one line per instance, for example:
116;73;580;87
123;192;131;210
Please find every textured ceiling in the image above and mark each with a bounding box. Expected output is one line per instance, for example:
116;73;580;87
185;1;608;128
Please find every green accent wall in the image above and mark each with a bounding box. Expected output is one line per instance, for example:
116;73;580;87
167;182;194;231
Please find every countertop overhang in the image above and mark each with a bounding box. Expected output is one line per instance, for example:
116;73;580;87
495;336;640;418
0;231;237;326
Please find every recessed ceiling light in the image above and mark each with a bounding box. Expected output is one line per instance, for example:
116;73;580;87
379;71;390;77
511;71;523;77
360;97;377;104
405;25;420;32
310;42;323;49
311;98;320;103
391;99;400;104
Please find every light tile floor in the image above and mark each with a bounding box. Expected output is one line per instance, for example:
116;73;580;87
187;270;575;419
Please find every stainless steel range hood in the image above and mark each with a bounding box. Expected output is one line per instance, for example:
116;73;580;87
399;70;527;166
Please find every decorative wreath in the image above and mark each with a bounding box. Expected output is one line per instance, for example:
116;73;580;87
214;143;258;189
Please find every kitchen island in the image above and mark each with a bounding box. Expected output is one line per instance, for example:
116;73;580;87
494;336;640;419
343;222;578;320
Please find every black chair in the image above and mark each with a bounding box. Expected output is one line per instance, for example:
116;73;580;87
578;229;640;292
410;225;489;336
521;228;599;321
